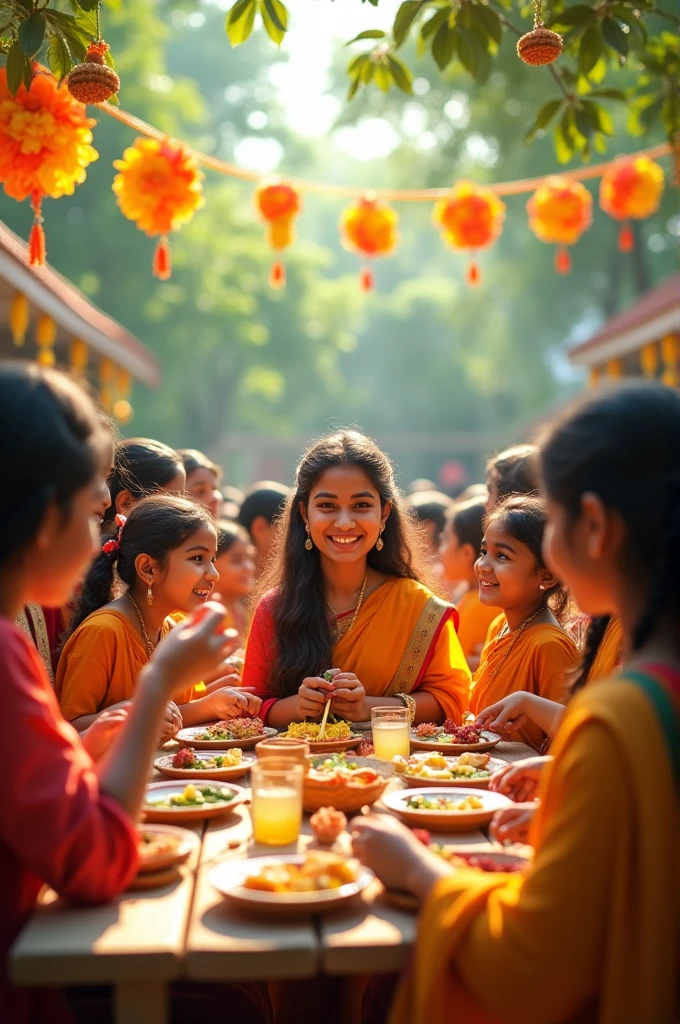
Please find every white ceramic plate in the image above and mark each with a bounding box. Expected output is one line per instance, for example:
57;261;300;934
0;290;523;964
177;724;277;750
400;754;506;789
209;854;374;916
382;786;511;832
135;823;200;873
142;780;246;824
409;730;501;754
154;750;255;781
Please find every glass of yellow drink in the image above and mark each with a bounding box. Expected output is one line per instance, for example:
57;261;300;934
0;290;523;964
371;706;411;762
251;757;303;846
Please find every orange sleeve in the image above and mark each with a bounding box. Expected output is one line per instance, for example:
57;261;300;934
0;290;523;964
417;616;472;724
56;623;118;721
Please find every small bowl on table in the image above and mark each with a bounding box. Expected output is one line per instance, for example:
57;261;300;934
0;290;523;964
302;755;393;813
255;736;310;770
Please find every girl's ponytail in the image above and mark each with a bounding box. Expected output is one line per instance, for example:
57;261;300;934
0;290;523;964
571;615;611;693
63;548;118;640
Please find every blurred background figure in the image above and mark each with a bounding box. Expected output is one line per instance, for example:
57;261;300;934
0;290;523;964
102;438;186;540
214;520;256;640
407;489;453;561
456;483;488;504
405;478;438;496
237;481;290;576
221;485;245;522
179;449;223;520
485;443;539;512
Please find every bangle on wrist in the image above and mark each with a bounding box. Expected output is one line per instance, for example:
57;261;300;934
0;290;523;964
396;692;416;723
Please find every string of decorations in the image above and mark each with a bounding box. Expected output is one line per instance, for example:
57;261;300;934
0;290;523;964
0;63;672;291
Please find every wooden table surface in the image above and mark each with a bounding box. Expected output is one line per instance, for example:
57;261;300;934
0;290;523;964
10;739;535;1022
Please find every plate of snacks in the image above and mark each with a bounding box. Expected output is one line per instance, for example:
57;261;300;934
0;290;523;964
382;786;511;832
279;719;362;754
177;717;276;750
303;753;393;812
154;746;255;781
143;781;246;824
410;720;501;753
135;824;199;873
392;751;504;789
210;851;373;916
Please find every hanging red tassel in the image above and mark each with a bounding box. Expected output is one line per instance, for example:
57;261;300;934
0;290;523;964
554;246;571;275
618;223;634;253
29;192;46;267
153;235;172;280
269;260;285;289
466;260;481;286
359;266;374;291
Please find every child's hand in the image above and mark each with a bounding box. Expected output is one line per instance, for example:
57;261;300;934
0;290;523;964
490;755;550;802
149;602;235;697
203;672;242;695
206;687;262;720
349;813;451;898
490;803;536;845
329;672;366;720
159;700;183;742
475;691;530;735
81;707;128;761
296;675;335;719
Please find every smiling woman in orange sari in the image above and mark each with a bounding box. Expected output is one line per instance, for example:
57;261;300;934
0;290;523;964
241;431;471;729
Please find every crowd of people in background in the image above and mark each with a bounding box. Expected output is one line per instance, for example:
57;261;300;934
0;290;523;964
1;359;677;1024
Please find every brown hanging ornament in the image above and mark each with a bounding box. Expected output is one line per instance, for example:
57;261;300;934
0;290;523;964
67;41;120;104
517;0;563;66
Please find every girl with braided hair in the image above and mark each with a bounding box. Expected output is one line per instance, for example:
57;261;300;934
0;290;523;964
350;381;679;1024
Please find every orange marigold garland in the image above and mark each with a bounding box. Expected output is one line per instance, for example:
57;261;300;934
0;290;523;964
432;181;505;286
112;136;204;279
254;179;301;289
599;156;664;253
340;196;399;291
0;66;97;266
67;41;120;105
527;176;592;275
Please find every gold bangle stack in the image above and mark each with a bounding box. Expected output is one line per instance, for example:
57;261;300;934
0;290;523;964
396;692;416;723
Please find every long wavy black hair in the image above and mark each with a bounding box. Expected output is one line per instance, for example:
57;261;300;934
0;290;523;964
257;430;434;698
539;381;680;677
103;438;184;530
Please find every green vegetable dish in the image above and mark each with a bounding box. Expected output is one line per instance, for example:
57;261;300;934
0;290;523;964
147;784;235;809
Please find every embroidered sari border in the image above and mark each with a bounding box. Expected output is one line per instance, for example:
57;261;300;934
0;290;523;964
387;595;453;696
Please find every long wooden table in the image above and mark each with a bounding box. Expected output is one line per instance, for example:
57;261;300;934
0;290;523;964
10;740;534;1023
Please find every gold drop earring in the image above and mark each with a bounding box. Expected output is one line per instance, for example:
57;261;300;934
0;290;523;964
146;583;154;606
376;524;385;552
305;525;313;551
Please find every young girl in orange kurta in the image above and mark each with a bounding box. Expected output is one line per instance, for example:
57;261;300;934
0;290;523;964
351;381;679;1024
468;494;579;751
0;364;235;1024
440;497;497;671
57;494;259;733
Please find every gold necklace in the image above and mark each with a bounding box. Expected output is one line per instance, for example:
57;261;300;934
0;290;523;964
128;592;156;659
329;572;369;640
487;607;543;684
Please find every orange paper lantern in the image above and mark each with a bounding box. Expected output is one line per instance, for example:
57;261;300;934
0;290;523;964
599;156;664;253
526;176;592;275
254;179;301;289
0;66;98;266
432;181;505;286
340;196;399;291
112;137;204;279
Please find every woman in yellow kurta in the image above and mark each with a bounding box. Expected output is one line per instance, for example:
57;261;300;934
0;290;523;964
468;494;579;750
350;381;680;1024
241;430;470;728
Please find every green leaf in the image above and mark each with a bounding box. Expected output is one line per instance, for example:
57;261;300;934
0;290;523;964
225;0;257;47
471;4;502;46
574;107;596;139
347;76;361;100
555;109;576;163
420;6;450;42
104;91;119;107
18;11;45;57
360;58;375;84
525;97;563;142
586;88;627;101
601;17;628;57
581;99;614;135
387;53;413;94
432;20;456;69
348;52;370;75
44;10;90;61
6;40;30;94
374;63;392;91
548;5;595;29
393;1;427;48
71;0;100;11
47;31;71;81
261;0;288;46
578;22;604;76
344;29;386;45
455;26;479;77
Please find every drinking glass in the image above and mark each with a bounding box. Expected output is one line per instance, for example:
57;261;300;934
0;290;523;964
371;705;411;762
250;757;303;846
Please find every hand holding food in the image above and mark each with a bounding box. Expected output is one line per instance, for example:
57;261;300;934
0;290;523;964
159;700;183;743
475;691;530;735
296;674;335;719
205;686;262;720
81;707;129;761
329;672;366;719
349;813;451;897
490;755;551;802
490;803;536;844
149;602;237;698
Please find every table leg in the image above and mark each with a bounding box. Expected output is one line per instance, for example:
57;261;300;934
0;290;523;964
115;981;168;1024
